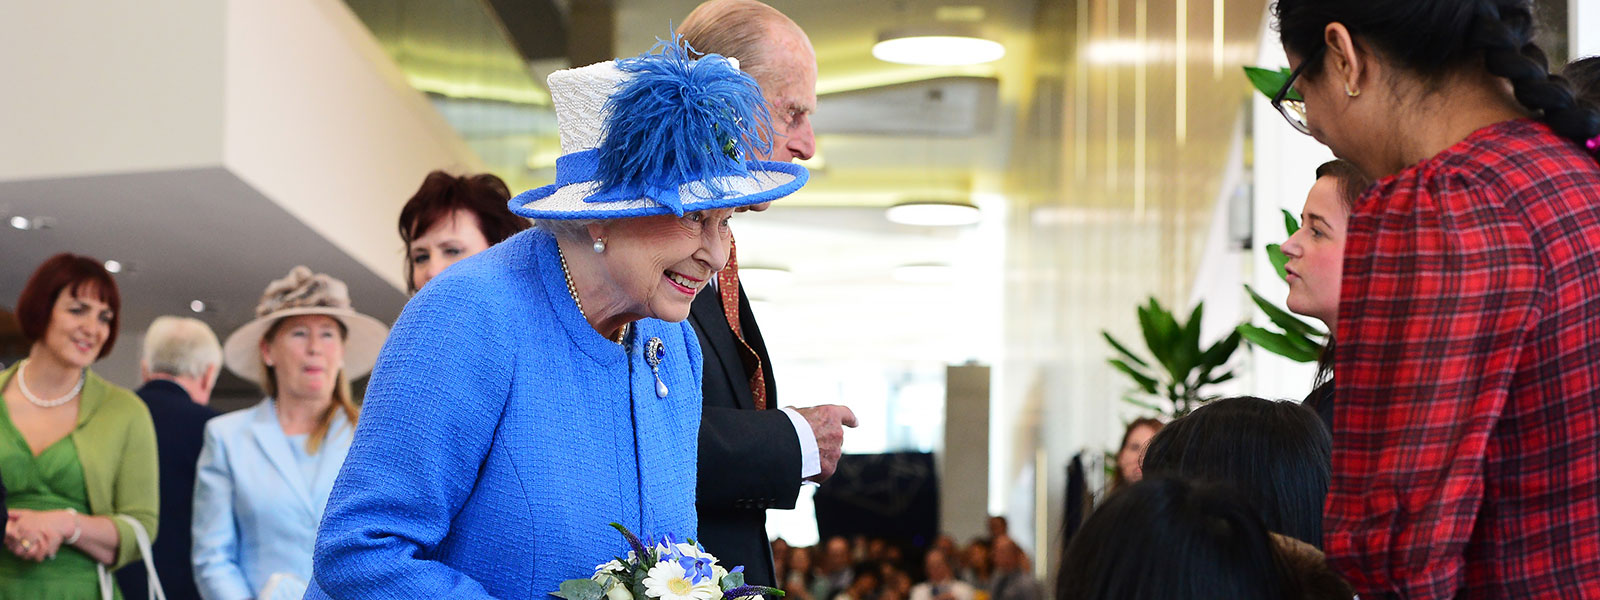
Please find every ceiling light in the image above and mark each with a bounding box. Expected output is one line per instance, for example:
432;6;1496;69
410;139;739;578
886;201;983;226
892;263;958;284
190;300;207;313
103;260;123;274
873;26;1006;66
9;216;29;230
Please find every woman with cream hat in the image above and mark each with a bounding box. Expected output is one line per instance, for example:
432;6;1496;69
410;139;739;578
307;35;806;599
192;266;387;600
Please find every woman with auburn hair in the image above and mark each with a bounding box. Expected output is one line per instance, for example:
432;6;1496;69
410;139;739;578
1;253;158;598
398;170;530;294
1272;0;1600;595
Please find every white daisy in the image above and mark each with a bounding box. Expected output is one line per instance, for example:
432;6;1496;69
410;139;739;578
643;560;721;600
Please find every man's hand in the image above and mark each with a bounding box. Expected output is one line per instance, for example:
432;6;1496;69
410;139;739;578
795;405;858;482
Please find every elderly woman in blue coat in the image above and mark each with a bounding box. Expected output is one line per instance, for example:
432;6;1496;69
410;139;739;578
193;267;389;600
306;39;807;600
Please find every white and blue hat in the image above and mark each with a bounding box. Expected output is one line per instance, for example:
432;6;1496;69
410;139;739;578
510;37;809;220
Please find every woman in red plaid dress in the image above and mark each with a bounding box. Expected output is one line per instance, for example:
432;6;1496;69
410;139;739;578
1270;0;1600;598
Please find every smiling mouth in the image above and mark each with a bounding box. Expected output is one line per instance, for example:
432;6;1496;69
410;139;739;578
71;338;96;353
665;270;707;295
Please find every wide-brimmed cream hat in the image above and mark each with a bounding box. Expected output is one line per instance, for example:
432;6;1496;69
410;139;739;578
508;35;807;220
223;266;390;386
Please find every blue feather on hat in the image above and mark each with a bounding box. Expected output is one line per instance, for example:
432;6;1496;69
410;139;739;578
587;32;777;216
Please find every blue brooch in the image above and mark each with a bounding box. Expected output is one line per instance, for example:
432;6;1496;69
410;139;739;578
645;337;668;398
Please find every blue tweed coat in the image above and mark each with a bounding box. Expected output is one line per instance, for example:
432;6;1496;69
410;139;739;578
306;229;702;599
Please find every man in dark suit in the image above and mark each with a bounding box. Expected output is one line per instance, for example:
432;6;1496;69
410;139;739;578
680;0;857;588
118;317;222;600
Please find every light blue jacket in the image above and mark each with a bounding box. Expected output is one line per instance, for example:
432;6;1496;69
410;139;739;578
305;229;702;600
192;399;353;600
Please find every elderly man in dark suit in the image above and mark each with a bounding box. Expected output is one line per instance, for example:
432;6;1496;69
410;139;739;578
117;316;222;600
679;0;858;588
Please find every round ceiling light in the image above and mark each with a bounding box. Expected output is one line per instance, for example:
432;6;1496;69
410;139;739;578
886;201;983;226
873;26;1006;66
103;260;123;274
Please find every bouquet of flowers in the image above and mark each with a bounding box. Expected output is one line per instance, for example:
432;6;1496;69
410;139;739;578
553;524;784;600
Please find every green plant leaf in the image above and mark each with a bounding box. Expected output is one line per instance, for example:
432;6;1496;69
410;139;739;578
557;580;605;600
1238;324;1321;362
1243;66;1301;101
1281;209;1300;236
1266;244;1290;281
1208;370;1236;385
1120;395;1167;415
1198;329;1242;370
1102;331;1150;368
1138;299;1179;379
1245;285;1327;339
1109;359;1160;395
721;572;747;592
1174;302;1204;377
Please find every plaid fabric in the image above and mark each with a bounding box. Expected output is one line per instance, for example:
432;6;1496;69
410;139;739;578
1328;119;1600;599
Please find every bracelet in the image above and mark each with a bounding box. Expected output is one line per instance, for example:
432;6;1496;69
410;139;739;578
63;508;82;546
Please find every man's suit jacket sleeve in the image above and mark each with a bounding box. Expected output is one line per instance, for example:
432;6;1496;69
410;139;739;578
697;406;803;509
691;284;805;511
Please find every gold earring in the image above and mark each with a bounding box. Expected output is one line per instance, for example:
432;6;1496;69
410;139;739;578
1344;83;1360;97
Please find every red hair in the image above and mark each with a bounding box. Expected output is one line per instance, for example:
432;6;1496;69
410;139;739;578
16;253;122;359
398;171;531;293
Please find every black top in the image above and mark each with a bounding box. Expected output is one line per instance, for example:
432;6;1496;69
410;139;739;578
117;379;219;600
1303;379;1334;434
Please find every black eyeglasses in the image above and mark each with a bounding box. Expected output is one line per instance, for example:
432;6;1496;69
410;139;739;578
1273;46;1324;135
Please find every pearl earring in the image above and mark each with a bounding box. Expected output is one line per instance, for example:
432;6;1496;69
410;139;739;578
1345;83;1361;98
593;238;607;253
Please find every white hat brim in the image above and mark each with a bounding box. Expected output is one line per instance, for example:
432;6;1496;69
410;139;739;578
222;306;390;387
509;160;808;220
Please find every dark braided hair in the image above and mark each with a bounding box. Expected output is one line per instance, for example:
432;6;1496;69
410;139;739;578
1273;0;1600;158
1566;56;1600;108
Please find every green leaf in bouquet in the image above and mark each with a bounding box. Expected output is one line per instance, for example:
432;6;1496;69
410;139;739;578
1243;66;1299;101
557;579;605;600
721;571;747;592
1281;209;1300;236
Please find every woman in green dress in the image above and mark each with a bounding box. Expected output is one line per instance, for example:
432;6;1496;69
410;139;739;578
1;253;159;599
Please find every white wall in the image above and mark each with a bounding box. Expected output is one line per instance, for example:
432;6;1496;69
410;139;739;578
223;0;483;291
1574;0;1600;60
0;0;226;181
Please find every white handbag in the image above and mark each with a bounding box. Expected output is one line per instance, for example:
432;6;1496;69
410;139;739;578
95;514;167;600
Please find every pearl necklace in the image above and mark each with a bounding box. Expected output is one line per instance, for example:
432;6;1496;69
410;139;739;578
15;359;85;408
558;247;630;346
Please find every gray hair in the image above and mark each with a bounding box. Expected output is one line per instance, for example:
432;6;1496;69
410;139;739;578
679;0;806;86
142;316;222;379
534;218;605;243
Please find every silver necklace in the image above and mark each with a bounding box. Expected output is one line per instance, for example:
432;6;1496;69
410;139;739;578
15;359;85;408
558;246;630;346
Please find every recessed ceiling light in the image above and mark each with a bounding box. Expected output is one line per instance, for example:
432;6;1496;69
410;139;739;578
892;263;958;284
873;26;1006;66
9;216;29;230
103;260;123;274
886;201;983;226
190;300;207;313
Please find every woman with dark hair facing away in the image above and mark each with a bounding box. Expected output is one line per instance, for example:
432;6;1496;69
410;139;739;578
1141;396;1331;548
1107;417;1161;494
398;170;531;293
1;254;158;598
1057;477;1286;600
1272;0;1600;596
1279;160;1371;430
